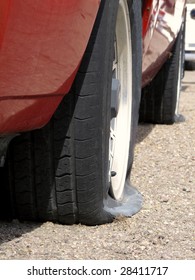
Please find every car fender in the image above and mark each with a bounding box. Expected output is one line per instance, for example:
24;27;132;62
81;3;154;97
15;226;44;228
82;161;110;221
0;0;100;133
142;0;186;87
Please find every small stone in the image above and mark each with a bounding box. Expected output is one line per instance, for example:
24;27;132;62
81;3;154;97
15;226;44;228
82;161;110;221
160;198;169;203
182;188;190;192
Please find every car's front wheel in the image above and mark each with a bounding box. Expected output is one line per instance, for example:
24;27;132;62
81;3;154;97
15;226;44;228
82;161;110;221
2;0;142;225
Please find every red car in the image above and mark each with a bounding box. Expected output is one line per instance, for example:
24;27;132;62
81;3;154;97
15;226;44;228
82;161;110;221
0;0;186;225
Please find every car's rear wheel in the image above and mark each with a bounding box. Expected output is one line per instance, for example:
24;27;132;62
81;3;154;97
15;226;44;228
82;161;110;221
139;22;185;124
1;0;142;225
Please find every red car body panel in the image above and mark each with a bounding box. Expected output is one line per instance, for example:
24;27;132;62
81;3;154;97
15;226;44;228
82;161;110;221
0;0;186;135
0;0;100;134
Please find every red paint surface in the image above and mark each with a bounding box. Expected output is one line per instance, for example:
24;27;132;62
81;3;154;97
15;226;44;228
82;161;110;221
0;0;186;135
0;0;99;133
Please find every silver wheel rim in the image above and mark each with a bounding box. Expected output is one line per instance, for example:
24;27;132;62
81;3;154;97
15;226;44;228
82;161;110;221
109;0;132;200
175;35;183;115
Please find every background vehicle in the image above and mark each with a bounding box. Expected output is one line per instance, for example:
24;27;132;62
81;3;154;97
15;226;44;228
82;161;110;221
185;0;195;70
0;0;186;225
